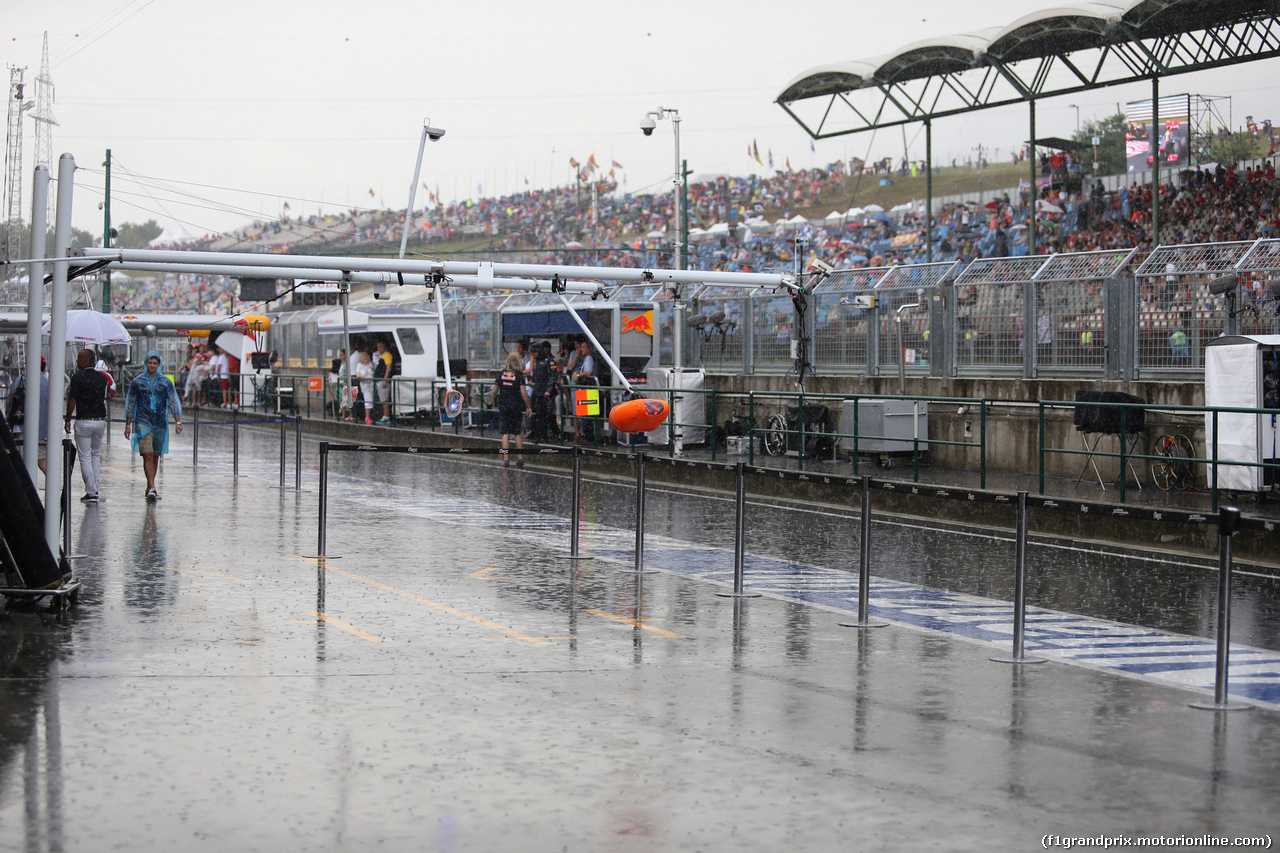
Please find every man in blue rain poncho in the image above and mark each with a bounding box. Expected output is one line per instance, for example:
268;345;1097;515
124;350;183;502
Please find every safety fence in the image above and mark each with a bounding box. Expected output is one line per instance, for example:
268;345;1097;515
248;238;1279;384
223;373;1280;507
304;440;1269;712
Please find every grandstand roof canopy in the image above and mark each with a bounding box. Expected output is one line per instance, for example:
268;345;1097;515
778;0;1280;137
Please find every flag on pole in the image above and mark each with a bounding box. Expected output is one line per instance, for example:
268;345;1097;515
587;154;598;172
368;188;375;197
752;140;763;166
810;139;816;152
569;157;580;169
612;159;624;169
786;157;792;171
767;150;773;170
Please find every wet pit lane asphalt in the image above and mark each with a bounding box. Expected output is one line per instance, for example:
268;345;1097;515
2;424;1279;852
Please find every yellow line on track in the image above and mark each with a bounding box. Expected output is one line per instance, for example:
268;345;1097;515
315;611;390;642
322;564;549;644
470;566;515;579
585;609;687;638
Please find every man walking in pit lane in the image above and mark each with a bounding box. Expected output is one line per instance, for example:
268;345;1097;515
123;350;183;502
64;349;111;502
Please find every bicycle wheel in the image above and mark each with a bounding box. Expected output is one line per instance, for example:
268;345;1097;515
1167;434;1194;491
1151;434;1194;491
761;413;788;457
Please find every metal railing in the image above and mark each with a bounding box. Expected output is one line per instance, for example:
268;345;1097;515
1038;398;1280;508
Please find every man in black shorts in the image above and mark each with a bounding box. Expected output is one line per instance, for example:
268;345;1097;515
493;352;531;468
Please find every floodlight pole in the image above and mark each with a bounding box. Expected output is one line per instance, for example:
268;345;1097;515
102;149;112;313
645;106;686;453
1151;79;1160;245
1028;99;1037;257
395;119;457;403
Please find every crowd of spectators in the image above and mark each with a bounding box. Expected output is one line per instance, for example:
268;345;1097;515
10;149;1275;316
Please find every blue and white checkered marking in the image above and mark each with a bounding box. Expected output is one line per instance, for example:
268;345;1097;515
324;470;1280;708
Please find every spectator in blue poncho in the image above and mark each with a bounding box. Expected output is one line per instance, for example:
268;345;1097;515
124;350;183;502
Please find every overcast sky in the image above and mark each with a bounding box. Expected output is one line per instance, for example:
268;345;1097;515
6;1;1277;242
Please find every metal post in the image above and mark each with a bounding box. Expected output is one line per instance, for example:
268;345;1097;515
718;461;761;599
24;166;49;481
992;492;1046;664
295;416;302;492
302;442;339;560
191;410;200;467
618;452;657;575
840;476;886;627
1190;506;1251;711
316;442;327;558
634;451;645;573
567;444;591;559
279;417;287;489
61;440;72;558
44;154;76;555
232;412;240;478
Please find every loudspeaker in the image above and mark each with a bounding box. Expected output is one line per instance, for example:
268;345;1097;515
1074;390;1145;433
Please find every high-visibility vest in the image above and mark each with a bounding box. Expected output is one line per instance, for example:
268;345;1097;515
574;388;600;417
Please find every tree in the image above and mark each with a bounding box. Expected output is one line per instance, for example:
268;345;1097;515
0;221;95;259
1198;130;1266;167
1073;113;1127;175
113;220;164;249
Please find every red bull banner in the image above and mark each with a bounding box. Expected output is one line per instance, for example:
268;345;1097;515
574;388;601;417
620;310;655;336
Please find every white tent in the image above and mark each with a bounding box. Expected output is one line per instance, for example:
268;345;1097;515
864;203;885;212
890;201;913;212
148;226;196;247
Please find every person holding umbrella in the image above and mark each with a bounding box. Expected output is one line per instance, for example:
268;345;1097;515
123;350;183;502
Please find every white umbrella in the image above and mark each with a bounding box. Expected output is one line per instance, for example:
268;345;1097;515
1036;199;1064;213
42;310;131;346
646;230;666;238
864;203;885;212
214;331;259;362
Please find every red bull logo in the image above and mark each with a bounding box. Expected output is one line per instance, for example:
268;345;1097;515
621;310;655;336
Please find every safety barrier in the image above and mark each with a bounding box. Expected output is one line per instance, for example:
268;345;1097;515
300;437;1267;710
305;442;579;561
187;409;303;491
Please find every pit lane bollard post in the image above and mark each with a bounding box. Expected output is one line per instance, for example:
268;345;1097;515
279;417;287;489
618;451;657;575
191;410;200;468
1190;506;1251;711
840;476;886;628
991;491;1045;664
232;411;240;477
61;439;81;559
294;416;302;491
566;444;592;560
302;441;339;560
717;461;760;599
